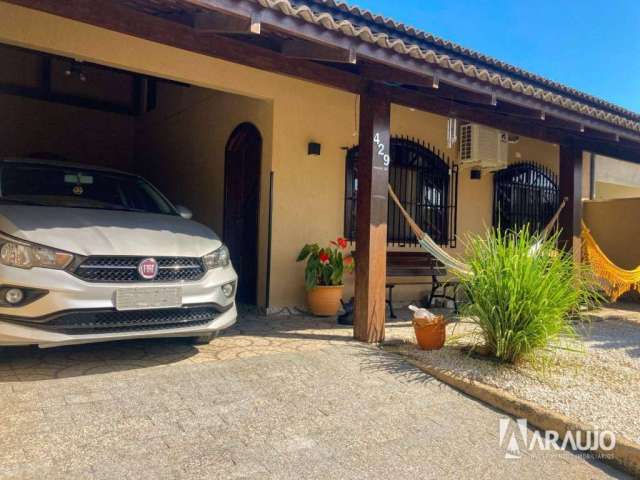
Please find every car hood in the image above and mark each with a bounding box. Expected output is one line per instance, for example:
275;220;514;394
0;206;221;257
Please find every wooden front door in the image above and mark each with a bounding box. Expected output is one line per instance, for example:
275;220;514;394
224;123;261;305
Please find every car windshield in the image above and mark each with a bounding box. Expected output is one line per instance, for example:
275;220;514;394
0;163;176;214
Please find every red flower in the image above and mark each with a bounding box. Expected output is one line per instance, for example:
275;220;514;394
319;252;330;264
336;237;348;249
344;255;353;265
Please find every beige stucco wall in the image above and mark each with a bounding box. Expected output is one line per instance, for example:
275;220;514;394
594;155;640;190
134;83;274;306
0;92;134;170
584;198;640;270
595;181;640;200
590;155;640;200
0;1;569;309
508;136;559;172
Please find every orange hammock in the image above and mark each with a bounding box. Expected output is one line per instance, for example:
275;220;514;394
582;222;640;300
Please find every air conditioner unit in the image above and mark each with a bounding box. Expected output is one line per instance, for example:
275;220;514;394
458;123;509;170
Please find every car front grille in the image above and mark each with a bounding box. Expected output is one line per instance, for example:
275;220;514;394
30;305;220;334
74;256;206;283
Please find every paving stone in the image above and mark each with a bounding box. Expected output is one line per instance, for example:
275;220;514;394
0;311;629;479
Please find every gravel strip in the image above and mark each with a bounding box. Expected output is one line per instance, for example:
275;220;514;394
389;305;640;445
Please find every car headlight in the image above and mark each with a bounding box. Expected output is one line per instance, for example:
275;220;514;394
0;234;74;270
202;245;230;270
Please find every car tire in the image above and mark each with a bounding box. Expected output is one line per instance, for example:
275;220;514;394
189;332;219;345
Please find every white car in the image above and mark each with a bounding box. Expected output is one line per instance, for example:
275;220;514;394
0;158;237;348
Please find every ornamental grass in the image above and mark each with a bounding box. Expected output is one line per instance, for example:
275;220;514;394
459;227;600;364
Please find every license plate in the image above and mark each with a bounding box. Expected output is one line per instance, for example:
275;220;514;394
115;287;182;311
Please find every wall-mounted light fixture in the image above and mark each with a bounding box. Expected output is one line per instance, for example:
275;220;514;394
308;142;321;156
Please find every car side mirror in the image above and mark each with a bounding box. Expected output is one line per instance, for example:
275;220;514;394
175;205;193;220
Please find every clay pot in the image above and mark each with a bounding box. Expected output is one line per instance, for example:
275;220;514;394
307;285;344;316
413;315;446;350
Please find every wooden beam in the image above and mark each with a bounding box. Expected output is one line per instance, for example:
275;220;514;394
437;82;497;106
158;11;196;27
378;83;552;137
281;38;356;64
192;11;261;35
0;82;134;114
496;100;545;120
40;55;51;95
343;31;502;108
187;0;359;54
3;0;363;94
559;143;583;262
494;88;640;144
544;113;585;133
619;136;640;150
360;63;495;106
354;87;390;344
132;75;144;115
582;126;620;143
575;138;640;164
375;84;640;163
360;62;434;89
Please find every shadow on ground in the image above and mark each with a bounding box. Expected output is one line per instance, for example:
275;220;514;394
578;319;640;358
0;312;394;382
0;337;201;381
356;344;440;385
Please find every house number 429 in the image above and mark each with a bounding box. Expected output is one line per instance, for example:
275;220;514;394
373;132;391;167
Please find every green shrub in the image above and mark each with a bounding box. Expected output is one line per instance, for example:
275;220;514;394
460;227;600;364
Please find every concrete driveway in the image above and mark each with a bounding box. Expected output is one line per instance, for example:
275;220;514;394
0;313;627;479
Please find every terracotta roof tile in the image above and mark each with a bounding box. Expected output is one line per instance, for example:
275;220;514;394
253;0;640;133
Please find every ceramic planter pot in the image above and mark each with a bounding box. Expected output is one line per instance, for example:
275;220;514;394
307;285;344;316
413;315;446;350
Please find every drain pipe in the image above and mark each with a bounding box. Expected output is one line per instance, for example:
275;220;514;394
265;171;274;311
589;152;596;200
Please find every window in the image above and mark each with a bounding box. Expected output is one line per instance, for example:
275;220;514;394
344;137;458;247
493;162;559;232
0;162;175;215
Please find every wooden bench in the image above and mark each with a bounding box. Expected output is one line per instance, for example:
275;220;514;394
352;251;460;318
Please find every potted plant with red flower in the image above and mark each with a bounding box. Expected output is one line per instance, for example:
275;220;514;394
296;237;355;316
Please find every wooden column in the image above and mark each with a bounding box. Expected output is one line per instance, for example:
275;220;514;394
558;143;583;262
354;88;391;343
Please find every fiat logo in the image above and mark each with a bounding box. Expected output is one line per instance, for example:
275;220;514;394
138;258;158;280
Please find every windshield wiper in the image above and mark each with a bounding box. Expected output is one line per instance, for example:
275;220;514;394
0;199;143;212
0;198;159;214
59;205;150;213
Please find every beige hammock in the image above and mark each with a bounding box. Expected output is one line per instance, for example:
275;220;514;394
387;184;567;276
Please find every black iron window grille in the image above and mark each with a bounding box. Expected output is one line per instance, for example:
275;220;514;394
344;136;458;247
493;162;560;233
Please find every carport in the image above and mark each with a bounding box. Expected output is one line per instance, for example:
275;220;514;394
0;42;273;307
